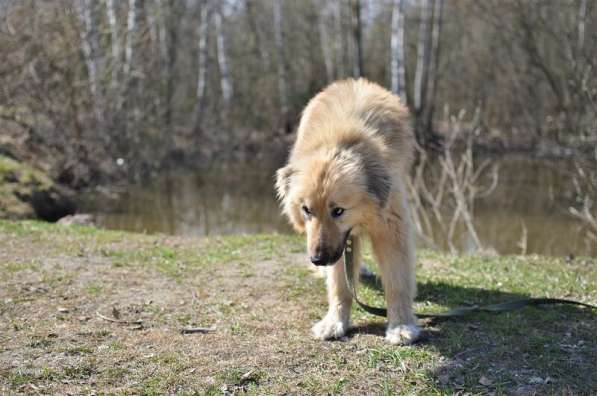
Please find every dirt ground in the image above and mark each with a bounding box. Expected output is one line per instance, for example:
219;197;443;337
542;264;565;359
1;220;596;395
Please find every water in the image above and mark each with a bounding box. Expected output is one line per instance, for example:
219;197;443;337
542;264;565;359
80;156;596;257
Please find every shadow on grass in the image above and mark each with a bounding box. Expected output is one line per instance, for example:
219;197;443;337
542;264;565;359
351;276;597;395
348;279;533;337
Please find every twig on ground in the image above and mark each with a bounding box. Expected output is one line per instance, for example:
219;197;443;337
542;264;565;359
96;311;143;324
180;326;216;334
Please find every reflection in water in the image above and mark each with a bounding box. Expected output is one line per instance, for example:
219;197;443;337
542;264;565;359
82;169;292;237
81;156;595;257
470;156;594;256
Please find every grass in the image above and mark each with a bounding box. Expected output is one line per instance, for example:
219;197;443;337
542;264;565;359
0;155;54;219
0;220;595;394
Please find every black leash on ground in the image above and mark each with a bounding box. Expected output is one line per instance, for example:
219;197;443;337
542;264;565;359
343;237;596;320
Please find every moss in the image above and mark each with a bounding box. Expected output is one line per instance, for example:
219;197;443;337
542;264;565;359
0;155;75;220
0;155;52;189
0;183;35;218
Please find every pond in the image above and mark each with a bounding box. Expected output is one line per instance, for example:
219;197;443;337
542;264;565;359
80;155;596;257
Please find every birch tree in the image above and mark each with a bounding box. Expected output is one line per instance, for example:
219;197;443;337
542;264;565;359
124;0;143;79
422;0;444;136
390;0;406;102
273;0;289;131
196;1;209;108
159;0;180;129
334;0;346;77
105;0;121;88
245;0;270;71
350;0;363;78
413;0;432;115
77;0;104;124
192;0;210;133
122;0;144;153
317;0;334;82
577;0;587;53
214;4;232;109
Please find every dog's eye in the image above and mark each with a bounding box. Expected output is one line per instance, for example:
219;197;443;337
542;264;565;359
301;205;312;216
331;207;345;218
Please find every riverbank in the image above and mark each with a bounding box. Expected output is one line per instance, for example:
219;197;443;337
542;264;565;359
1;221;595;394
0;155;75;221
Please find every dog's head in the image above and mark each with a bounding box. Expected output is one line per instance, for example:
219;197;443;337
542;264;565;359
276;143;391;266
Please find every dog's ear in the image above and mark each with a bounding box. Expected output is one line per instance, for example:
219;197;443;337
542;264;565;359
275;165;295;201
363;158;391;207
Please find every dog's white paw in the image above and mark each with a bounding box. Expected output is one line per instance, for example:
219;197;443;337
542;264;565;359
385;324;420;345
312;316;348;340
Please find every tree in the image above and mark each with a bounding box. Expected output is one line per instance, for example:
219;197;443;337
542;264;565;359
350;0;363;78
422;0;444;138
273;0;290;132
390;0;406;102
77;0;104;124
105;0;121;88
245;0;270;71
317;0;334;82
196;0;209;113
158;0;181;129
413;0;432;139
214;2;232;120
124;0;143;80
412;0;443;147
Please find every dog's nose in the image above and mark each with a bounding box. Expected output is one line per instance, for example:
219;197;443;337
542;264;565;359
310;252;329;266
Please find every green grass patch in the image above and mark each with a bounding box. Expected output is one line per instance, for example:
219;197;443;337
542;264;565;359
84;281;104;296
2;260;40;273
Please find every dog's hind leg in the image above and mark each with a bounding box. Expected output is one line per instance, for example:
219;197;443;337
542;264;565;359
371;203;420;345
312;236;362;340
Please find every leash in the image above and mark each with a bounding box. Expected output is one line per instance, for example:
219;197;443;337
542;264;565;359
343;237;596;320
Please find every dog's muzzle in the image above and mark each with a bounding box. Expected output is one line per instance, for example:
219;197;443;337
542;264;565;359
310;230;352;266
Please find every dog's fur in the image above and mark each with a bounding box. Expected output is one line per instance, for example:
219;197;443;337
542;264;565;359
275;78;420;345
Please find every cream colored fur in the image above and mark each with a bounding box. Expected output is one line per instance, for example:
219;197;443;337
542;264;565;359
276;78;420;345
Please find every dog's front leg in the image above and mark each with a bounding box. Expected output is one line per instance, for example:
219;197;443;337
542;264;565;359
312;237;361;340
372;222;420;345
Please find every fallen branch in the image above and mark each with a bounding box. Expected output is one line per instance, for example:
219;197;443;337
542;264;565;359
180;326;216;334
96;311;143;325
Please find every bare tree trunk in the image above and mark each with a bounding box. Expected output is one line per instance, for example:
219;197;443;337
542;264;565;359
146;4;158;46
422;0;444;137
413;0;432;113
161;0;179;129
515;4;573;139
146;0;162;113
350;0;363;78
413;0;433;145
196;2;209;106
273;0;289;132
154;0;167;71
317;0;333;82
77;0;104;125
105;0;121;88
214;5;232;111
577;0;587;51
124;0;142;79
334;0;346;77
245;0;270;70
192;0;209;133
390;0;406;102
122;0;144;162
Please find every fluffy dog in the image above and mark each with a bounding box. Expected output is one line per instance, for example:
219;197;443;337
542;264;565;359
276;78;420;345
